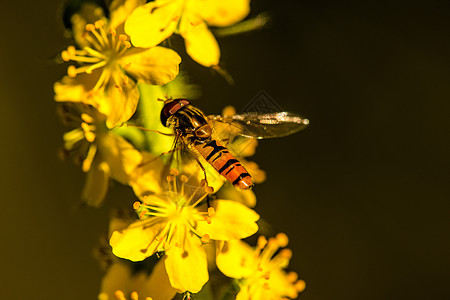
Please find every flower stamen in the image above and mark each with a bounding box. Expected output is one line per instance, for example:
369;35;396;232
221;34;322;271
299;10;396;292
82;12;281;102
114;290;126;300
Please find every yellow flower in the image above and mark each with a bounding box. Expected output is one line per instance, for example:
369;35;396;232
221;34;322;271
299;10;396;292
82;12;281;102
110;170;259;293
54;0;182;128
98;259;176;300
124;0;251;67
216;234;306;300
98;290;157;300
58;103;142;206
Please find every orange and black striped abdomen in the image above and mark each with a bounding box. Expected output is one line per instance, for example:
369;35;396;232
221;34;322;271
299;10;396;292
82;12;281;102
194;139;253;189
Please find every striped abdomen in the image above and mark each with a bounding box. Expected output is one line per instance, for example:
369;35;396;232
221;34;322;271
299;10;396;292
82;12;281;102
194;139;253;189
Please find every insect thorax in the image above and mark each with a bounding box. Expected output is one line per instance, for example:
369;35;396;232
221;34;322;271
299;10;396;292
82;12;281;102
170;106;212;143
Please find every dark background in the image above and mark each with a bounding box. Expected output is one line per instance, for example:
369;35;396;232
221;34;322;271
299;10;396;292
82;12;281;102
1;0;449;299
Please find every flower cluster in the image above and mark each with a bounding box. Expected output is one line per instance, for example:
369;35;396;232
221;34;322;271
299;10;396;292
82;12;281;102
54;0;305;299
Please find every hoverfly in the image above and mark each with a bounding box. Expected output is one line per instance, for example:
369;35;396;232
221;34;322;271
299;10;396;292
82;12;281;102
157;98;309;190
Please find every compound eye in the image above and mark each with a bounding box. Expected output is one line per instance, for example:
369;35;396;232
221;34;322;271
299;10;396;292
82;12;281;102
195;124;212;138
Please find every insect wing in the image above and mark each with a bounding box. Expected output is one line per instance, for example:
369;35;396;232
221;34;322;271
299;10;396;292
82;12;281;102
208;112;309;140
161;136;225;191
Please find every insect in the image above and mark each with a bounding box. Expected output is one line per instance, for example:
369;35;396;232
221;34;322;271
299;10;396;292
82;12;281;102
157;98;310;190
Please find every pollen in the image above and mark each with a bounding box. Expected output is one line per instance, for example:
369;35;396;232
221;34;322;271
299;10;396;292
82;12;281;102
276;232;289;247
201;234;210;243
85;131;96;143
95;20;105;29
287;271;298;282
207;207;216;217
280;248;293;259
170;168;179;176
133;201;141;210
180;174;189;183
86;23;96;32
257;235;267;249
114;290;125;300
67;46;76;55
61;50;71;62
67;65;77;78
81;113;94;124
295;280;306;292
130;291;138;300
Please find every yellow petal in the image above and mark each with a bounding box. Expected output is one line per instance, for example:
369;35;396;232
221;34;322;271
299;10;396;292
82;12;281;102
139;258;177;300
179;15;220;67
101;74;140;128
110;219;167;261
125;0;181;48
54;74;97;105
164;233;208;293
81;159;111;207
100;260;177;300
235;288;251;300
109;0;146;30
215;183;257;207
196;200;259;240
228;137;258;158
109;213;134;236
55;71;139;129
188;0;250;27
100;263;134;297
98;133;142;184
121;46;181;85
241;159;266;184
216;240;257;279
130;152;165;198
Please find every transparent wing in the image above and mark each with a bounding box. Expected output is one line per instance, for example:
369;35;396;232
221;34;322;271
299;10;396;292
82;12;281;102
160;135;224;191
208;112;309;140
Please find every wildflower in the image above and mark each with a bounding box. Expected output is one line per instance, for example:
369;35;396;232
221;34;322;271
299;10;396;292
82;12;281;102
98;259;176;300
98;290;155;300
216;234;306;300
124;0;251;67
110;170;259;293
58;103;142;206
54;0;182;128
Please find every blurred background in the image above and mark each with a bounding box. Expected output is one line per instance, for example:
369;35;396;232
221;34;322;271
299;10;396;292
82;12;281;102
1;0;450;299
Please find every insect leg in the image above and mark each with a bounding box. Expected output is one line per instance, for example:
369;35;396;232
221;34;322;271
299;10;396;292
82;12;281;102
138;147;179;168
192;154;209;187
126;124;175;136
